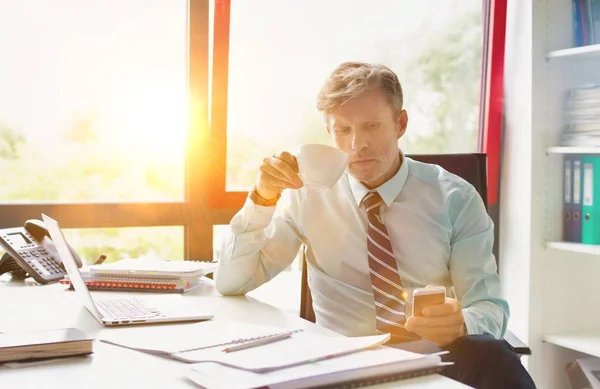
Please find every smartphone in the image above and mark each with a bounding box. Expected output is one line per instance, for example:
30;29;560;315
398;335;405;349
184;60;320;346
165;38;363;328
411;286;446;316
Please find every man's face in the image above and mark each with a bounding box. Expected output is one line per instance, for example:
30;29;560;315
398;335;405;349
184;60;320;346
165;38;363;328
326;88;407;188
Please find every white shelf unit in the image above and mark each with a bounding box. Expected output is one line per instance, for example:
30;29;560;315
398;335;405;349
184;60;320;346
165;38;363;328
546;241;600;255
547;146;600;154
547;43;600;60
544;329;600;359
499;1;600;388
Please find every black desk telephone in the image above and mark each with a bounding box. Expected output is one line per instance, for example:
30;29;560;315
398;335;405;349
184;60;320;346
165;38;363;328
0;219;82;284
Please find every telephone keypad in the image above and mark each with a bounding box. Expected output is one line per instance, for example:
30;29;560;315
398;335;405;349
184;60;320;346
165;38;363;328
0;224;81;284
21;248;65;277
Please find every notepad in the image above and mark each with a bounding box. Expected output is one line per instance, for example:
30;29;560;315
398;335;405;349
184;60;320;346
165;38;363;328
99;320;305;360
99;320;390;372
172;332;390;372
0;328;94;363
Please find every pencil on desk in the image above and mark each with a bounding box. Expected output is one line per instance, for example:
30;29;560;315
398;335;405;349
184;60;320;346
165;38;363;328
222;332;293;353
94;255;107;265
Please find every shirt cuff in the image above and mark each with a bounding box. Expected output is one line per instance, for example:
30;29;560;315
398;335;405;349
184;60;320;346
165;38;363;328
462;307;478;335
249;187;281;206
240;196;278;230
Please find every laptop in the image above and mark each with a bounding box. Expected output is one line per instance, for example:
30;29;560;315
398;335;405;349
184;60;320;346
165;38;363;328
41;214;214;326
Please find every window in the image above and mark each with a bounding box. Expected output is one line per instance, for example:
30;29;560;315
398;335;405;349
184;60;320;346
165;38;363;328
0;0;506;314
209;0;495;313
213;0;484;197
0;1;221;264
0;0;188;203
63;226;184;265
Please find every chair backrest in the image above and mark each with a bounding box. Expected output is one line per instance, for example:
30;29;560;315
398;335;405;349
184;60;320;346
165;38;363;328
300;153;488;323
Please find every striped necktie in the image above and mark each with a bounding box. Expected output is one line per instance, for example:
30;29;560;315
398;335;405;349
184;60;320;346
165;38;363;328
363;191;416;340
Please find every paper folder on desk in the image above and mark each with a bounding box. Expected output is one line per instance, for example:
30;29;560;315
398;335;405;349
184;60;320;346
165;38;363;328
186;347;445;389
99;320;306;361
99;320;393;371
174;332;391;371
99;320;446;388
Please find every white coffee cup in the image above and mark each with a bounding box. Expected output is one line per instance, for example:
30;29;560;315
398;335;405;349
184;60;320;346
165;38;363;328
296;144;348;191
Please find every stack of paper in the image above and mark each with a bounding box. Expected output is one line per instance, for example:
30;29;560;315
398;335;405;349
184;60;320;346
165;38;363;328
561;84;600;146
186;347;445;389
89;257;217;278
98;320;447;389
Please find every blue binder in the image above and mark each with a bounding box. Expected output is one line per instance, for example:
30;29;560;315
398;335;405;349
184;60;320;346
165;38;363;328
573;156;583;242
564;156;583;242
564;157;573;241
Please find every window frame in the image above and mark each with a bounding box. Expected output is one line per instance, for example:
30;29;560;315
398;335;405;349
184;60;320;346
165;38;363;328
0;0;508;262
0;0;237;261
479;0;507;208
208;0;506;210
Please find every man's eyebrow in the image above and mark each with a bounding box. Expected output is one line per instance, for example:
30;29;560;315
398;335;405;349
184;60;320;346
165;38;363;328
331;119;351;127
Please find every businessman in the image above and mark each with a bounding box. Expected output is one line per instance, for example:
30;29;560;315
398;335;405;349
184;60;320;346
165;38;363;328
215;62;536;388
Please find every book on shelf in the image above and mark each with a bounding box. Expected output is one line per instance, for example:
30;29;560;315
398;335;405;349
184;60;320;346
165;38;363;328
572;0;600;47
561;85;600;147
0;327;94;363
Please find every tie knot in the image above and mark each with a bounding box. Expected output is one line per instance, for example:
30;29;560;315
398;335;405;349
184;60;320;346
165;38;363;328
362;191;382;215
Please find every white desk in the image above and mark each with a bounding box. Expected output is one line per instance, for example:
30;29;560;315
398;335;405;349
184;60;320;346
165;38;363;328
0;276;470;388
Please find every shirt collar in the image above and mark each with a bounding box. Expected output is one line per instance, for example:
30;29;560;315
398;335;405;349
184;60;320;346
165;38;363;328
348;150;409;207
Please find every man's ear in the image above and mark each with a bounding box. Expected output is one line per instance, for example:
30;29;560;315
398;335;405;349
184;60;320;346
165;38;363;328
324;113;332;135
397;110;408;139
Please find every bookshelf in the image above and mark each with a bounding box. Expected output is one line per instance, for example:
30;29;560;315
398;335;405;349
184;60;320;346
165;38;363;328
546;43;600;60
544;329;600;359
547;146;600;154
498;1;600;388
546;240;600;255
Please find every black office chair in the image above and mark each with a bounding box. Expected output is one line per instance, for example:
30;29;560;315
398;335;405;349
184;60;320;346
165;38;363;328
299;153;532;356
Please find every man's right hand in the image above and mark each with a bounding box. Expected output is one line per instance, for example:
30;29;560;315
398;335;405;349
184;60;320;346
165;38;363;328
255;151;304;200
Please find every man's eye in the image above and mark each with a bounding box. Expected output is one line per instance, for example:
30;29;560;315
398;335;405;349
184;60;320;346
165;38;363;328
336;127;351;133
366;122;379;129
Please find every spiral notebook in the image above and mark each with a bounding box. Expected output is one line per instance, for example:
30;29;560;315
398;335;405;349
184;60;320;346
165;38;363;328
186;346;447;389
60;272;203;293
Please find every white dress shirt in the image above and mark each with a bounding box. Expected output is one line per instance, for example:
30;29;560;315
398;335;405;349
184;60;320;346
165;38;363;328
215;154;509;339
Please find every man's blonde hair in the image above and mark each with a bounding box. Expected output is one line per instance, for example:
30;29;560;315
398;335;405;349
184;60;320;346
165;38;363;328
316;62;404;115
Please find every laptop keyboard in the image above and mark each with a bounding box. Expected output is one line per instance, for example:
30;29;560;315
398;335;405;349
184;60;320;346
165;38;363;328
96;298;166;321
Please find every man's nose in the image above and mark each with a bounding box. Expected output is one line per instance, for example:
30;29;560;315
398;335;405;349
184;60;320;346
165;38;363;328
352;130;368;151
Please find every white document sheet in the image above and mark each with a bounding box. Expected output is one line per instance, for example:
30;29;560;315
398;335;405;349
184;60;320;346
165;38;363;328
173;332;390;371
99;320;302;355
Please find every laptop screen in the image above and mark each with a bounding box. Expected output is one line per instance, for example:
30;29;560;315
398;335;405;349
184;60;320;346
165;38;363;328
41;214;104;323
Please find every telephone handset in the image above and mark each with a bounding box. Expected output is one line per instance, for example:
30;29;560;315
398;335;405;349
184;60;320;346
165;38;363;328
0;219;83;284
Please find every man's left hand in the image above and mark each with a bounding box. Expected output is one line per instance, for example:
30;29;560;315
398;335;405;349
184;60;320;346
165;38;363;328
404;298;466;347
